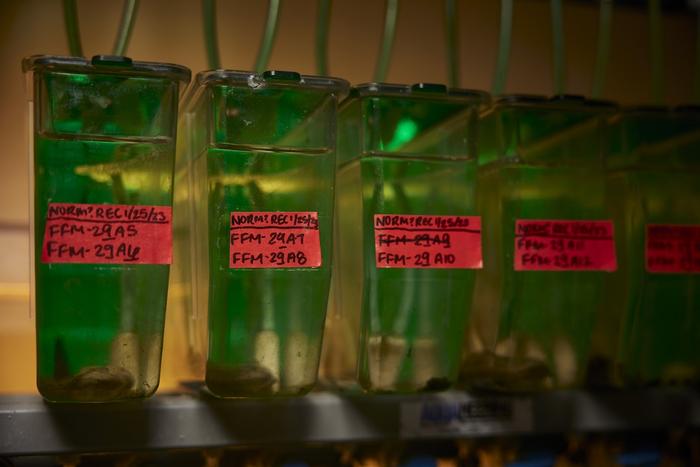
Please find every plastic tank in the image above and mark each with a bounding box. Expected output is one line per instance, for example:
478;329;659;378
593;106;700;387
174;70;348;397
462;95;618;391
24;55;190;402
332;83;489;393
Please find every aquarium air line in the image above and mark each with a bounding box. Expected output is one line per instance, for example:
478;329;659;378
203;0;281;73
374;0;399;82
445;0;460;87
203;0;221;70
255;0;282;73
592;0;613;99
316;0;332;75
492;0;513;95
550;0;565;95
62;0;139;57
648;0;664;105
694;1;700;103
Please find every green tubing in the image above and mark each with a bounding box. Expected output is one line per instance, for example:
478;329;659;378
445;0;459;87
255;0;282;73
203;0;221;70
112;0;140;56
550;0;565;95
374;0;399;82
316;0;332;75
649;0;664;105
492;0;513;95
63;0;140;58
695;9;700;103
62;0;83;57
592;0;612;99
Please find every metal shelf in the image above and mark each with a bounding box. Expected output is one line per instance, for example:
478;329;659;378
1;389;699;456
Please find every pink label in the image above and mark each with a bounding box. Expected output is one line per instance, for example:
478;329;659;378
41;203;172;265
229;211;322;268
514;219;617;271
646;224;700;273
373;214;482;269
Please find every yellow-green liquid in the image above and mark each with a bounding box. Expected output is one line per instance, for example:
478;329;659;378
195;145;334;397
464;160;609;391
35;133;172;402
606;168;700;385
336;153;476;392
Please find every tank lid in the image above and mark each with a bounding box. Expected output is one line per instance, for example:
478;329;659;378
192;69;349;95
495;93;618;110
22;55;191;83
350;82;490;103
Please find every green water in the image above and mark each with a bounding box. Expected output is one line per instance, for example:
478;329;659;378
34;134;172;402
465;160;610;390
336;153;476;393
200;145;334;397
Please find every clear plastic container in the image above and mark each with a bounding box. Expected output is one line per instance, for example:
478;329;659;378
462;95;618;391
24;55;190;402
331;83;489;393
174;70;348;397
594;106;700;387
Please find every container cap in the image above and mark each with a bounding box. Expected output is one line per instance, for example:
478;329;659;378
496;94;619;112
618;105;700;122
495;94;548;105
22;55;191;83
190;69;349;95
674;104;700;114
622;104;671;113
495;93;618;111
552;94;617;109
349;82;489;103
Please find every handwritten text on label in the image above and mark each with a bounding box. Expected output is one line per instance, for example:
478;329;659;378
514;219;617;271
646;224;700;273
374;214;482;269
229;211;322;268
41;203;172;264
